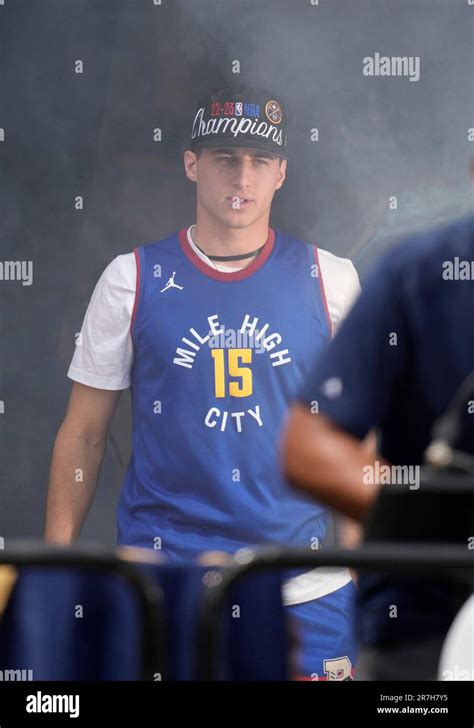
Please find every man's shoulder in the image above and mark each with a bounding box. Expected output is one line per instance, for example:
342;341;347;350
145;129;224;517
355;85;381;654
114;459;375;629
315;247;360;301
140;230;183;255
301;245;361;329
278;230;358;274
101;252;136;290
316;246;357;274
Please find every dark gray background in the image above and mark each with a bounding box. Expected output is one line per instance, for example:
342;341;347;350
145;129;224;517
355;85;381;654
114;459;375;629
1;0;472;544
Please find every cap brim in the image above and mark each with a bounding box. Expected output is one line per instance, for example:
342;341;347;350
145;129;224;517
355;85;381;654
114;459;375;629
191;137;288;159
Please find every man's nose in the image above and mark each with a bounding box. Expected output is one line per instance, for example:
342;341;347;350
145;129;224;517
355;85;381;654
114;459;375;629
231;159;254;187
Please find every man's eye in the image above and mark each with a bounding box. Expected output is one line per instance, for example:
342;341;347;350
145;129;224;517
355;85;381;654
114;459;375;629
256;159;268;165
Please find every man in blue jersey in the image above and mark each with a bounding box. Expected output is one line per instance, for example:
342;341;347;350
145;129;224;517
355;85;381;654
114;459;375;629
283;215;474;679
45;84;362;679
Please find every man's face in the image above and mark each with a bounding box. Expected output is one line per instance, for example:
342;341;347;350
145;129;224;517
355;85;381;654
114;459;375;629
184;147;287;229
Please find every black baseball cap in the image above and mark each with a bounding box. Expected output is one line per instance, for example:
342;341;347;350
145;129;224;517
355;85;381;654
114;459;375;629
189;84;288;159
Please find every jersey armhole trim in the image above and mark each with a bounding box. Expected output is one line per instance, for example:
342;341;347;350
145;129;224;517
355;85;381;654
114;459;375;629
130;246;142;336
313;246;333;337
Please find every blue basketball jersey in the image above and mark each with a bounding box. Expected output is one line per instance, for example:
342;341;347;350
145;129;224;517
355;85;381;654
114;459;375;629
117;227;332;561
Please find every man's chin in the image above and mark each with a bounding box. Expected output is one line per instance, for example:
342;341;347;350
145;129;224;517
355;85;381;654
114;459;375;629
226;220;254;229
220;211;259;229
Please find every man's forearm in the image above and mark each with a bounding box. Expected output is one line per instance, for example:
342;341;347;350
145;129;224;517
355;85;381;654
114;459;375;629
44;425;106;544
282;405;382;523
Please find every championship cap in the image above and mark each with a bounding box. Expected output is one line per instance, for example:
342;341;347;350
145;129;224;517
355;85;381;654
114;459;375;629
189;84;288;159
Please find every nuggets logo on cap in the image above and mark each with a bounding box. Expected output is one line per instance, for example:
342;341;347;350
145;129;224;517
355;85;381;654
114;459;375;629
265;100;282;125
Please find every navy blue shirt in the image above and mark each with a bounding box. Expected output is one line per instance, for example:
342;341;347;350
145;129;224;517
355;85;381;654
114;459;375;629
297;215;474;644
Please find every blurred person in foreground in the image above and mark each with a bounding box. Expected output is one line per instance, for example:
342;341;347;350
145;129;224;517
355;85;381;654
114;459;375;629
282;214;474;680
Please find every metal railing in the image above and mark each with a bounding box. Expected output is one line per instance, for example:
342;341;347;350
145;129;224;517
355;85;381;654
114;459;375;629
0;541;166;680
196;542;474;680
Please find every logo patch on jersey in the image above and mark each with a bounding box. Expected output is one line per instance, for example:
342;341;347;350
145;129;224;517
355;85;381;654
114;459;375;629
323;656;353;681
160;272;183;293
235;102;243;116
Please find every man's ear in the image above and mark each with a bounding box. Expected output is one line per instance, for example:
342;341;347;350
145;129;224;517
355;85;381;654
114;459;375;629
276;158;287;190
184;149;198;183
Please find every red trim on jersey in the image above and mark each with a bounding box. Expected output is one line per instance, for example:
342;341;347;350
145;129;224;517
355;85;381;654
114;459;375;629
313;246;333;337
178;226;275;281
130;247;141;334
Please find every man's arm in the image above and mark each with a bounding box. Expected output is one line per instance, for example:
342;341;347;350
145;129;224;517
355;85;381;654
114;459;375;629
282;406;381;523
44;382;122;544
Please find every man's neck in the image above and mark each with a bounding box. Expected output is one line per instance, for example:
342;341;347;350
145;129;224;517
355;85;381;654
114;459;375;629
193;216;270;268
187;227;247;272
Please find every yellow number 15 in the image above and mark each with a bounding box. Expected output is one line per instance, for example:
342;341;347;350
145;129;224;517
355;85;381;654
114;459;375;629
211;348;253;398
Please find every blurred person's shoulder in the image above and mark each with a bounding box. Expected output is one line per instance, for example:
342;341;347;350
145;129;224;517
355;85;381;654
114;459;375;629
380;214;474;283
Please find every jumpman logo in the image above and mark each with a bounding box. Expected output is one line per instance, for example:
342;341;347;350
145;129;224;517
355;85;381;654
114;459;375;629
160;271;184;293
